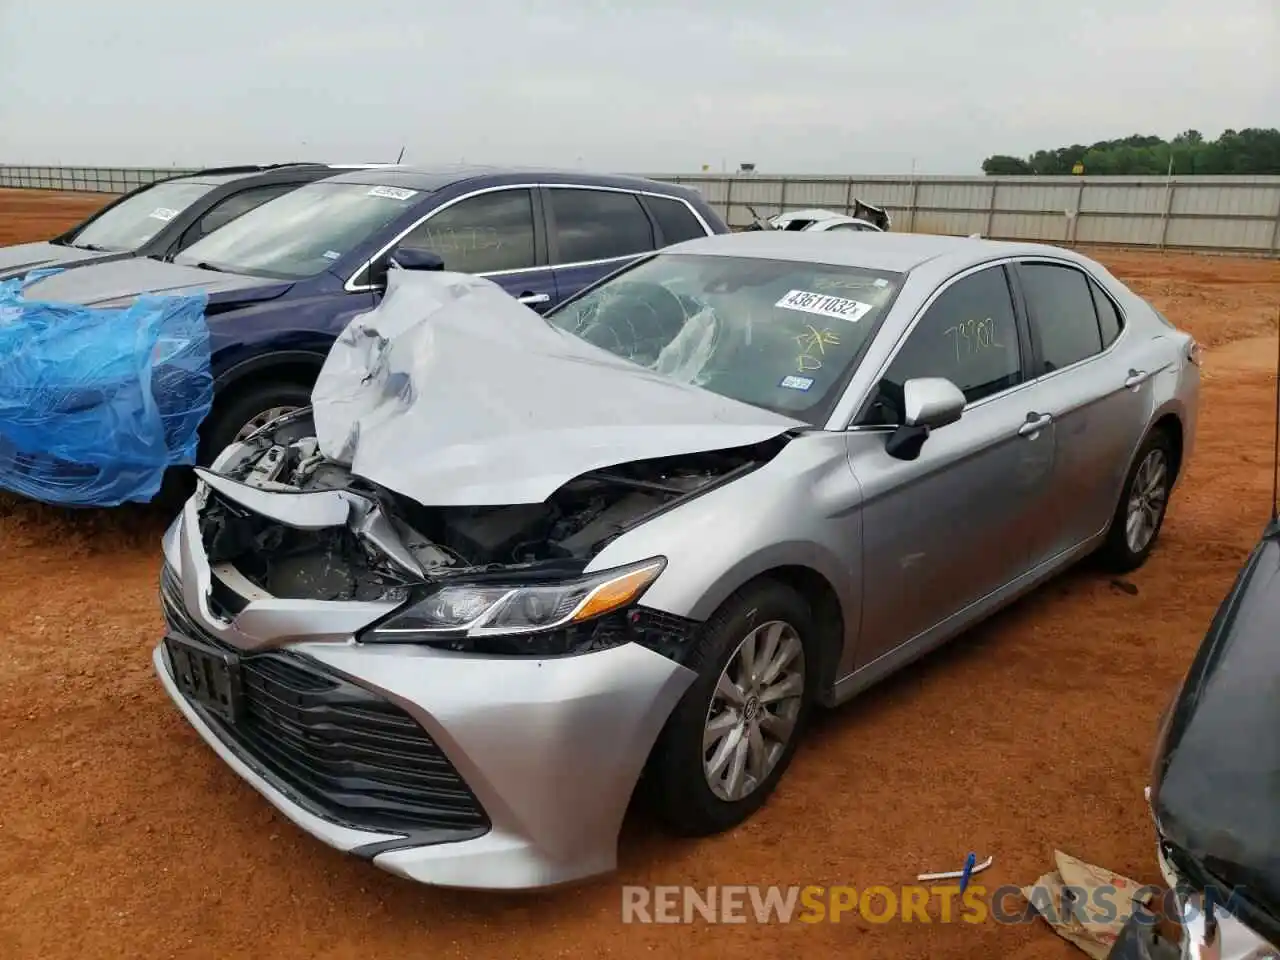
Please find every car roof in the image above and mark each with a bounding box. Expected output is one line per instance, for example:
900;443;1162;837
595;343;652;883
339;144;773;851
772;208;849;224
172;172;274;187
320;164;700;197
667;230;1086;274
165;163;377;188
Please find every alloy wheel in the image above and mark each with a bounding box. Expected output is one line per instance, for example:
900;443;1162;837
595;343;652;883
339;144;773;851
702;620;805;802
1125;448;1169;554
233;406;300;444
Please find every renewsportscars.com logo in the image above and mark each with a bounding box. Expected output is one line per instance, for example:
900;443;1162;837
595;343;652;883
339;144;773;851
620;883;1248;925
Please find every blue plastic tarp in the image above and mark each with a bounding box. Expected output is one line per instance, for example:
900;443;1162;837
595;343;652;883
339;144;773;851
0;268;213;506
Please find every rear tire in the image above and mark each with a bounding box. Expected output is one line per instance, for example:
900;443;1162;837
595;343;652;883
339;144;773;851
197;382;313;467
1097;429;1175;573
649;580;817;836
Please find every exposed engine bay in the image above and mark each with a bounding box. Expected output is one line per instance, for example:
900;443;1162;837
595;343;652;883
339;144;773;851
198;411;788;603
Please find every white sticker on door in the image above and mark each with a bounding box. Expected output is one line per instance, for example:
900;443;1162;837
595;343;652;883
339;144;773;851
367;185;418;201
775;289;874;323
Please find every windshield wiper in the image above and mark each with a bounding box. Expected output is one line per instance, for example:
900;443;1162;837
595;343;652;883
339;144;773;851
74;243;113;252
194;261;228;273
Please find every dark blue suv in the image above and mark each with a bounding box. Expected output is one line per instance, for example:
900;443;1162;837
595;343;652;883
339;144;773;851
18;166;727;464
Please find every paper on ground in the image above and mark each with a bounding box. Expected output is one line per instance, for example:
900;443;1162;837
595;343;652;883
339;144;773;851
1021;850;1156;960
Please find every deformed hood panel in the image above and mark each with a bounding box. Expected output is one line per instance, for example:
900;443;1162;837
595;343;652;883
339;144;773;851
311;269;803;506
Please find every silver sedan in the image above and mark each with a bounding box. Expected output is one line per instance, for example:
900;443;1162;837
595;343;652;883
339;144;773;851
153;231;1199;889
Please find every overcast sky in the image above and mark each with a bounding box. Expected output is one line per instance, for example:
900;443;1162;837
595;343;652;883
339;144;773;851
1;0;1275;174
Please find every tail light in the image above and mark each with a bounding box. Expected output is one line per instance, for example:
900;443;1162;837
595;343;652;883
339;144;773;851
1187;338;1203;366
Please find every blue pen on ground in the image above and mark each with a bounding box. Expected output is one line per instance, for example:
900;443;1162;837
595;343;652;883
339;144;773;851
917;852;994;890
959;852;977;894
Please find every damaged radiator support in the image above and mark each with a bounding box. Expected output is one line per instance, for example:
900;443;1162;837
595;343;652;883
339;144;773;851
195;418;789;604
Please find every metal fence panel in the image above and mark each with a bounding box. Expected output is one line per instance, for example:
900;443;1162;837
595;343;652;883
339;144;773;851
3;165;1279;255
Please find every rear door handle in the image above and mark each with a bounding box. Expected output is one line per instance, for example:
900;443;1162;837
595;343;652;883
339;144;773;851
517;292;550;305
1124;368;1152;390
1125;362;1173;389
1018;412;1053;438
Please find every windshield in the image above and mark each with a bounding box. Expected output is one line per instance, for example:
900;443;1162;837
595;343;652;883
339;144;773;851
545;253;903;422
68;180;215;252
172;181;424;279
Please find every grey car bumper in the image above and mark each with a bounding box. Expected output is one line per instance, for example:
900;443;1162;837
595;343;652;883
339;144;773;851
153;506;698;890
155;633;696;889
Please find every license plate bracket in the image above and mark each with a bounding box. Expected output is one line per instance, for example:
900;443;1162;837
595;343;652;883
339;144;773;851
164;633;243;724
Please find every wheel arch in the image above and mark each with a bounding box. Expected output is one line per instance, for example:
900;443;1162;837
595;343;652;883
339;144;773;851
659;556;849;706
199;351;327;462
744;564;846;703
1150;411;1184;483
213;349;328;397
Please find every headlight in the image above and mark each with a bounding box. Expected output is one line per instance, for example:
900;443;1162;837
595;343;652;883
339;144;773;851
362;558;666;654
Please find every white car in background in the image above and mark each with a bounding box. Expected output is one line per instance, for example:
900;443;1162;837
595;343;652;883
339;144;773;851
749;200;892;234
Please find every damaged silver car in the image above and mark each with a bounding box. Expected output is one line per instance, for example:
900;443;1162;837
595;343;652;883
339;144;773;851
154;231;1200;890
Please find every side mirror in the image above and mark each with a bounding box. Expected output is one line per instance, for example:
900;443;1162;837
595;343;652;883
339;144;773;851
885;377;966;461
903;377;966;429
390;247;445;272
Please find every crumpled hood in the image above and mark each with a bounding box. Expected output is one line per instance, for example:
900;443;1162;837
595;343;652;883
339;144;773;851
312;269;803;506
0;241;105;278
16;256;291;308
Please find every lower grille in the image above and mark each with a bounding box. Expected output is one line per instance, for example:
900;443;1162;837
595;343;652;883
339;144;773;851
160;565;489;837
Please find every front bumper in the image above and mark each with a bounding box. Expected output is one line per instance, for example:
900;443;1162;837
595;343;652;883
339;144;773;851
153;499;698;890
1104;809;1276;960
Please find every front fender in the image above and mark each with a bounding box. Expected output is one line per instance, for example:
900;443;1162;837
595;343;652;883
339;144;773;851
208;288;376;386
637;538;852;627
585;432;862;652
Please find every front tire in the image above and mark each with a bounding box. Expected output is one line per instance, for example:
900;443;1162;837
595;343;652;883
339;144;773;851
197;382;312;466
1098;429;1175;572
649;580;817;836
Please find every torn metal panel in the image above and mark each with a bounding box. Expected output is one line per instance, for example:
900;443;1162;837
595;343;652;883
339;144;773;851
196;468;353;529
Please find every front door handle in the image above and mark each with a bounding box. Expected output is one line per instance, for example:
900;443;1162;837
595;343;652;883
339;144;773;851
1124;368;1152;390
1018;412;1053;438
517;292;550;305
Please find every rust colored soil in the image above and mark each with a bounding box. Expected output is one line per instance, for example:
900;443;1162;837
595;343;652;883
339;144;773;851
1;191;1279;959
0;188;115;246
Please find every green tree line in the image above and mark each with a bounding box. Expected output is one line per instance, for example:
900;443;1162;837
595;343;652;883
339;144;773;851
981;128;1280;176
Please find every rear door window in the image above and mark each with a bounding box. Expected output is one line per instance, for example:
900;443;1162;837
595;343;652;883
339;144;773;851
643;194;707;245
1017;262;1105;373
402;189;538;274
862;265;1022;425
1089;278;1124;348
548;188;655;263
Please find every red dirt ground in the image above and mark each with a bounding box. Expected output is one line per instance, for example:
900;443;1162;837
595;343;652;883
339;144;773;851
1;188;1278;959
